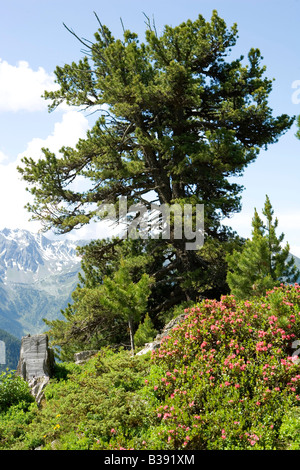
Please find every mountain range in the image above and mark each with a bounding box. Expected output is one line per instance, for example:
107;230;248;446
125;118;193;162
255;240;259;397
0;228;85;339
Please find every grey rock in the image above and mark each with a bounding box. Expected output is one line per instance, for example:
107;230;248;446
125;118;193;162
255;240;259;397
74;350;99;364
137;313;186;356
28;376;50;406
16;333;55;381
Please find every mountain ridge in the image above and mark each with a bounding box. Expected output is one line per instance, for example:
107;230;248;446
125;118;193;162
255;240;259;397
0;228;85;338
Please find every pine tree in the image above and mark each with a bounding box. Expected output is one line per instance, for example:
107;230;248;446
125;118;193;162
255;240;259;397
134;313;158;349
45;248;153;358
17;11;294;306
99;257;153;354
226;196;300;299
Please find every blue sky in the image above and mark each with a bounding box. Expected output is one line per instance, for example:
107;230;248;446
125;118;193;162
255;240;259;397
1;0;300;254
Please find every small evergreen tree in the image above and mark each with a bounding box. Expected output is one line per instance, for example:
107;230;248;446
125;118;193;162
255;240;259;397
45;252;153;358
134;313;158;349
99;258;153;354
226;196;300;299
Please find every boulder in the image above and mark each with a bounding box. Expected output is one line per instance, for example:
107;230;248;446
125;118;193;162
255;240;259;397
28;376;50;406
137;313;186;355
74;350;99;364
16;334;55;381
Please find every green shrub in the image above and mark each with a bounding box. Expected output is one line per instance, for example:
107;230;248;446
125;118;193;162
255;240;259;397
0;370;34;413
136;284;300;450
0;402;38;449
134;313;157;348
278;407;300;449
2;284;300;450
14;348;151;450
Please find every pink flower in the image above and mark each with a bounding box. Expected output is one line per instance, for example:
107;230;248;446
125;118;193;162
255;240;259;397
111;428;116;434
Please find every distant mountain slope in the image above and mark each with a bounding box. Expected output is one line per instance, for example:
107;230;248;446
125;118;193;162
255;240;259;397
290;253;300;272
0;328;21;372
287;253;300;283
0;228;85;338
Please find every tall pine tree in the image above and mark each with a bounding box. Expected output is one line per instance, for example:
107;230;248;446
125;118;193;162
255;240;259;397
18;11;294;314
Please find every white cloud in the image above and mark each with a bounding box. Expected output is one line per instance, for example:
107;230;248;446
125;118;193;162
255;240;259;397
0;151;8;163
0;59;58;112
17;111;90;162
290;247;300;258
0;57;110;240
0;111;90;233
225;210;300;260
224;212;253;239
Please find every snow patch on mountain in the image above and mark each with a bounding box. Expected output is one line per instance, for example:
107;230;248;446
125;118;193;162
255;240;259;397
0;228;86;337
0;228;82;283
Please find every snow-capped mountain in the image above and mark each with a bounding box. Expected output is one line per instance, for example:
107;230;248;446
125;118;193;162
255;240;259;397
0;228;81;284
0;228;85;338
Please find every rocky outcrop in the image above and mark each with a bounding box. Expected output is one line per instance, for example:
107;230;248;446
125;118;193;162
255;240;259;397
16;334;55;405
74;350;99;364
28;376;50;406
137;313;186;355
17;334;55;380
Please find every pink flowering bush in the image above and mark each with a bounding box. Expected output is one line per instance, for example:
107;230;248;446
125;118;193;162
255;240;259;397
138;284;300;449
12;284;300;450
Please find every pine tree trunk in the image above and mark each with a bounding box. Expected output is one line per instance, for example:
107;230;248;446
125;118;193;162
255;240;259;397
128;316;135;356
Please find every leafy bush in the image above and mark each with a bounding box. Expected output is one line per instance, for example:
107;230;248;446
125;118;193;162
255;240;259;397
2;284;300;450
12;348;151;450
0;370;34;413
134;313;158;349
0;371;37;449
278;407;300;449
0;402;38;449
135;284;300;449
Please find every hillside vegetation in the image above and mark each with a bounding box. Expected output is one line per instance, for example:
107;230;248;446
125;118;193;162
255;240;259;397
4;11;300;451
1;283;300;450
